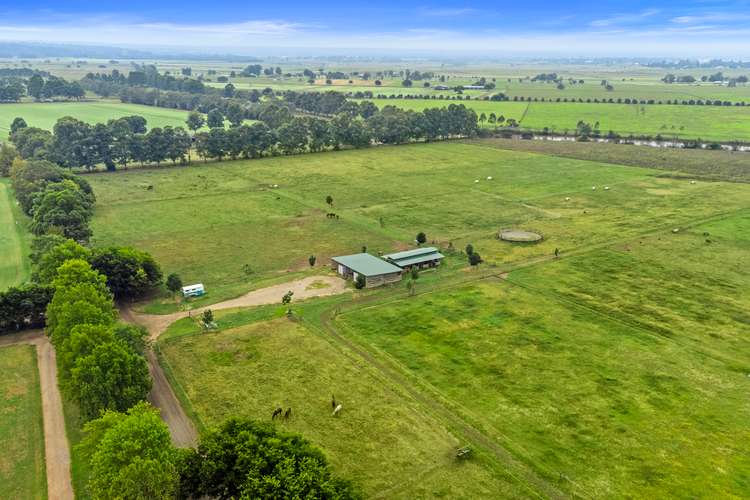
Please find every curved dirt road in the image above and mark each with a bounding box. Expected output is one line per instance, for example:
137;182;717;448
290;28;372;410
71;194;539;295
122;275;349;447
0;330;74;500
129;275;349;340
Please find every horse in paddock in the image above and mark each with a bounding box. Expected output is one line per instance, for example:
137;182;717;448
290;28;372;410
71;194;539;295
284;408;292;420
272;407;283;420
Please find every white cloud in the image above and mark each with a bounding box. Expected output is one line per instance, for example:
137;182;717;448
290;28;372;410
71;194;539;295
672;12;750;24
417;7;477;17
590;9;661;27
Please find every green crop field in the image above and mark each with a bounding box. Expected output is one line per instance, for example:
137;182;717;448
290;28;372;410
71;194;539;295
364;98;750;141
0;179;32;290
0;345;46;500
87;135;750;496
0;101;194;135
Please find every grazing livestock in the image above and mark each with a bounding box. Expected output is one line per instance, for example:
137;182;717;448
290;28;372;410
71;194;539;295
331;394;337;410
284;408;292;420
332;404;343;416
272;407;283;420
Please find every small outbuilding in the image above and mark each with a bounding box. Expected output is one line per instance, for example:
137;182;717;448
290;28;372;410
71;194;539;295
181;283;205;297
331;253;402;288
382;247;445;271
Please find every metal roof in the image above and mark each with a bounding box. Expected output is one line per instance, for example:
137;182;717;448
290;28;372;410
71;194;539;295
381;247;439;260
332;253;402;276
389;253;445;267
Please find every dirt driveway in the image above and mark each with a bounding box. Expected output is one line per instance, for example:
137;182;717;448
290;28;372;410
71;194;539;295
1;330;74;500
121;275;349;447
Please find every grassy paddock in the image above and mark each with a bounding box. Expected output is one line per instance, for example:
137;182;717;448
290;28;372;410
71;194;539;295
0;179;32;290
337;269;750;497
0;101;193;135
470;137;750;182
87;142;750;306
0;344;46;499
159;308;527;498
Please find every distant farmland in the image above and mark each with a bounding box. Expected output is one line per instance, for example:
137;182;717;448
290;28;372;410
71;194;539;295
0;101;192;135
364;98;750;141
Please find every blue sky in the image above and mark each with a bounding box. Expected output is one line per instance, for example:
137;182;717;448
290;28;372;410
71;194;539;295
1;1;750;57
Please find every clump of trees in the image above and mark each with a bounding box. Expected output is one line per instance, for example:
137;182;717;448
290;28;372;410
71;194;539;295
8;157;95;241
0;73;83;103
78;402;180;499
179;418;360;499
0;284;53;331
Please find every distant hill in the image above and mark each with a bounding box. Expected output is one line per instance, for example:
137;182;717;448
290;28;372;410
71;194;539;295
0;42;262;62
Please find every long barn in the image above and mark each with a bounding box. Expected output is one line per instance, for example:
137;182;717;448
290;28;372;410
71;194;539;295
382;247;444;271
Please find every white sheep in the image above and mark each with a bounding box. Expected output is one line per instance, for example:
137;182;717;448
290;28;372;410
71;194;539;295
474;179;479;183
592;186;597;190
565;197;571;201
332;404;343;416
690;180;697;185
604;186;610;190
487;176;493;180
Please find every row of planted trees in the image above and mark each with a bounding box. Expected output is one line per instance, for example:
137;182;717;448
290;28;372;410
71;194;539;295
6;102;478;171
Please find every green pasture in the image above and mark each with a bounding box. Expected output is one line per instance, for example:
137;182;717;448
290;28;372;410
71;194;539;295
0;101;193;135
497;80;750;103
159;310;526;498
365;98;750;141
471;137;750;182
89;135;750;496
0;345;46;500
337;216;750;497
87;141;750;305
0;179;31;291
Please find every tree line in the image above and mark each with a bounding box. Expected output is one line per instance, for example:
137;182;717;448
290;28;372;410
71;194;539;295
6;101;478;171
9;115;192;171
191;103;478;161
0;73;85;102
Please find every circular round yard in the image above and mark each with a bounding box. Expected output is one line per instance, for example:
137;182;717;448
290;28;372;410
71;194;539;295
499;230;543;243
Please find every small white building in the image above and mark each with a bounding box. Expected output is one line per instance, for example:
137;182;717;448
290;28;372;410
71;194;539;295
181;283;205;297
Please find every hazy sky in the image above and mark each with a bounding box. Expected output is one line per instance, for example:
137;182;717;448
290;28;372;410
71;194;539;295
2;1;750;57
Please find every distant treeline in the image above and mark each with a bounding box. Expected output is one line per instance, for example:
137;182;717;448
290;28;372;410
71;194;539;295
355;92;750;107
0;73;85;102
647;59;750;69
0;68;50;78
662;72;749;86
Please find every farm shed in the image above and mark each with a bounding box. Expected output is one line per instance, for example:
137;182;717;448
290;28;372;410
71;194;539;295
382;247;445;271
331;253;402;288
